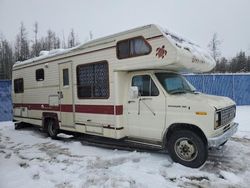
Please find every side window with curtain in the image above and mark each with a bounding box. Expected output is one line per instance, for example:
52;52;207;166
116;40;130;59
77;61;109;99
132;75;159;96
130;38;151;56
117;36;151;59
14;78;24;93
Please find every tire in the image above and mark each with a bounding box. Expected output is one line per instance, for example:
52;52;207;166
14;122;25;130
47;119;59;139
167;130;208;168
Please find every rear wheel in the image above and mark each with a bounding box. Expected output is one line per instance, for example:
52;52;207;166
167;130;208;168
47;119;59;139
14;122;23;130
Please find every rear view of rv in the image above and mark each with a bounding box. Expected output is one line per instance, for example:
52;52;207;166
12;24;238;168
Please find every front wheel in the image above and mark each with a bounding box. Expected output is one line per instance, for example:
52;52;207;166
167;130;208;168
47;119;59;139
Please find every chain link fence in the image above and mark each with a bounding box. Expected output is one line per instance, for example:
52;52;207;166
185;73;250;105
0;80;12;122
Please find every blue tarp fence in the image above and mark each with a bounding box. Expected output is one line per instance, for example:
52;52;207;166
185;74;250;105
0;80;12;122
0;74;249;121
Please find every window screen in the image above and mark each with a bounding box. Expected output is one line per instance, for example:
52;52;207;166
36;69;44;81
117;36;151;59
14;78;24;93
63;69;69;86
132;75;159;96
77;61;109;99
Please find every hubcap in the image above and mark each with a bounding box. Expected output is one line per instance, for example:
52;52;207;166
174;138;198;161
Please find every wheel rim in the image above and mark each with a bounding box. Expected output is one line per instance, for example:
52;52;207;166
174;137;198;162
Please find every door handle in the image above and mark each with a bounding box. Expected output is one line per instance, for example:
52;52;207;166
128;100;135;104
140;98;152;100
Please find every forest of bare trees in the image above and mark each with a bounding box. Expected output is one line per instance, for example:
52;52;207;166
208;33;250;73
0;22;80;79
0;23;250;80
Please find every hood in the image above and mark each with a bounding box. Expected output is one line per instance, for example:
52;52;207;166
170;92;235;110
197;93;235;110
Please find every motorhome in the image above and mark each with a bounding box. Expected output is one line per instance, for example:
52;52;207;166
12;24;238;168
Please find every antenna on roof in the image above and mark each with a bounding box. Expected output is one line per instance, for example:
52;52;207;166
89;31;93;40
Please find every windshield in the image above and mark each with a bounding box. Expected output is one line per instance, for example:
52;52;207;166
155;72;196;94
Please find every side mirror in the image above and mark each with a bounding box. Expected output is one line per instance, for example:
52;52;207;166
129;86;139;99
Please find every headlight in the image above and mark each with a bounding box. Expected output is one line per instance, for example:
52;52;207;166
214;111;222;129
215;113;219;121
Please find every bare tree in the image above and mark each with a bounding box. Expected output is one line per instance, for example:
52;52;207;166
89;31;93;40
44;29;62;50
34;22;38;53
208;33;221;61
0;38;14;79
61;30;66;49
15;22;29;61
30;22;42;57
68;29;79;48
208;33;221;72
68;29;75;48
45;29;54;50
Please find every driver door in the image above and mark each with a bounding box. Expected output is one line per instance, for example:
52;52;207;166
126;74;166;140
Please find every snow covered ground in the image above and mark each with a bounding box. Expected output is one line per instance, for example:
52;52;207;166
0;106;249;188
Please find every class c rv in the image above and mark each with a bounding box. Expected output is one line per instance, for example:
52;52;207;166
12;24;238;168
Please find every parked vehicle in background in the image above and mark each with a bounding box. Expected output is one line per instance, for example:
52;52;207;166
12;24;238;168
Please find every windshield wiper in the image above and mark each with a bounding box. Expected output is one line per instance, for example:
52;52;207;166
169;88;197;95
169;89;187;94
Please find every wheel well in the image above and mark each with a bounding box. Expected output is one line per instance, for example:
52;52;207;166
164;123;207;148
42;112;59;131
43;118;52;131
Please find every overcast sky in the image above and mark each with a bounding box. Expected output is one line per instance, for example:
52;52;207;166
0;0;249;58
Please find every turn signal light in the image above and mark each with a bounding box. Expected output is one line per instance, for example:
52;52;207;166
195;112;207;115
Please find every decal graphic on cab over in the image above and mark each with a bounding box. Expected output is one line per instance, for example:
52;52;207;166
156;45;167;59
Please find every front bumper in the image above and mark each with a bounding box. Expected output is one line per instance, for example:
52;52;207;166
208;122;238;148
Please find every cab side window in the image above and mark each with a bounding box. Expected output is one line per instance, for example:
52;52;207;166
132;75;159;96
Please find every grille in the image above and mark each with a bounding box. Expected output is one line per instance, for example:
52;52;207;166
216;105;236;128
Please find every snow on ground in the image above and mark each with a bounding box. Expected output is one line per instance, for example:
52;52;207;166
0;106;250;188
234;106;250;139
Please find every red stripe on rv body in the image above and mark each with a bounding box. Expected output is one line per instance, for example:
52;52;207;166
13;103;123;115
75;104;123;115
60;104;73;112
13;103;59;111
